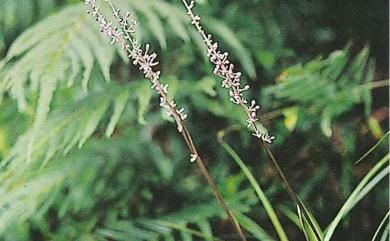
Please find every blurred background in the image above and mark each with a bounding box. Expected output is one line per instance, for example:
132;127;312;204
0;0;388;240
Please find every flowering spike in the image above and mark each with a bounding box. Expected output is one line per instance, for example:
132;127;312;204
85;3;248;238
85;0;188;132
181;0;275;143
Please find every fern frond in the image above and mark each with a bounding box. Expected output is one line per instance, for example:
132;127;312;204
97;190;256;241
0;4;115;124
0;0;35;39
0;140;109;234
0;83;141;233
0;159;79;233
0;84;130;182
0;0;254;127
264;46;376;137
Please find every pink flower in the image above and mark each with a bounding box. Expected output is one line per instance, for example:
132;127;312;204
85;0;188;134
181;0;276;144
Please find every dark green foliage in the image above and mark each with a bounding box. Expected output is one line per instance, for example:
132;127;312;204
0;0;388;240
263;45;375;137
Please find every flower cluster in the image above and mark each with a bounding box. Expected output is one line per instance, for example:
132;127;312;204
85;0;188;133
84;3;252;236
182;0;275;144
86;0;126;49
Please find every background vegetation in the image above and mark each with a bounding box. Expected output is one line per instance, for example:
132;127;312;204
0;0;388;240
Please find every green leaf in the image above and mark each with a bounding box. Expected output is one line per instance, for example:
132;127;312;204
236;214;275;241
368;116;385;140
256;50;276;70
282;106;299;131
0;3;115;127
106;88;130;137
265;46;376;136
324;154;389;241
135;81;152;125
355;131;389;164
78;96;110;148
372;212;390;241
297;205;323;241
221;141;288;241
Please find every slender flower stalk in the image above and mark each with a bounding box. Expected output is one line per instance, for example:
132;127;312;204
180;3;325;240
84;1;247;240
180;0;275;144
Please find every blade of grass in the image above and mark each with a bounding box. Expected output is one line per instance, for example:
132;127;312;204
372;211;389;241
236;213;276;241
264;144;323;241
220;140;289;241
297;205;311;241
280;206;301;227
355;131;389;164
350;167;389;209
154;220;221;241
324;154;389;241
296;197;324;240
379;227;389;241
281;205;323;241
296;202;324;241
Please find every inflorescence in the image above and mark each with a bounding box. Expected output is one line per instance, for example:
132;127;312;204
85;0;275;145
182;0;275;144
84;0;188;134
84;3;249;238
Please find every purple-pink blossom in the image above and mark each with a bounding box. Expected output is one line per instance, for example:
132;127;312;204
85;0;188;134
181;0;275;144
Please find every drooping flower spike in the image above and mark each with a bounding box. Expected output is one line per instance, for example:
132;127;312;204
181;0;276;144
85;0;188;133
84;2;248;239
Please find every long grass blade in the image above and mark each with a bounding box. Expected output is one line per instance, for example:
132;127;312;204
220;140;289;241
355;131;389;164
264;144;323;241
324;154;389;241
372;211;390;241
297;205;311;241
296;197;324;240
154;220;221;241
235;213;275;241
350;167;389;209
280;205;323;241
379;227;389;241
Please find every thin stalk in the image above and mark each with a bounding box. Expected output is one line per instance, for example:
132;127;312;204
180;123;247;241
176;3;316;236
180;0;275;143
86;1;246;240
264;144;323;241
359;79;389;90
220;139;289;241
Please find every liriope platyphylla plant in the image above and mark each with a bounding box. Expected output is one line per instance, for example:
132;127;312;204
84;0;247;240
180;0;275;144
180;2;324;239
